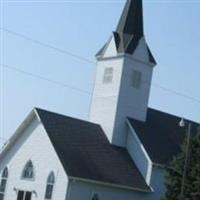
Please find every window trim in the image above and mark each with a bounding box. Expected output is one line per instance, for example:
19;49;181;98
131;70;142;89
21;160;35;181
44;172;55;200
102;67;114;84
0;167;9;200
17;190;32;200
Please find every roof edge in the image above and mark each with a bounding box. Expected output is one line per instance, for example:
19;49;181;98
147;107;199;124
34;107;101;127
126;119;153;185
96;51;155;68
68;176;152;193
0;108;40;158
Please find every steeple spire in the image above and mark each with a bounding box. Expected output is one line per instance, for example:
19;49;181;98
90;0;157;147
116;0;143;36
96;0;156;65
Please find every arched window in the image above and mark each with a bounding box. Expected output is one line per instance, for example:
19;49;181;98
22;161;34;179
0;167;8;200
91;193;99;200
45;172;55;200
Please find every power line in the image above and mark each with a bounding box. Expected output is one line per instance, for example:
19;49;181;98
152;83;200;104
2;63;200;105
1;64;91;95
1;28;200;104
0;27;96;66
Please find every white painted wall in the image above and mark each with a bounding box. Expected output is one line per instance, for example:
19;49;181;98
133;37;150;63
0;116;68;200
67;167;166;200
112;55;153;146
89;57;124;142
103;35;118;58
90;33;154;147
126;124;152;185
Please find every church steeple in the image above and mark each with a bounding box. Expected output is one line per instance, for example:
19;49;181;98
116;0;143;36
96;0;156;65
90;0;156;146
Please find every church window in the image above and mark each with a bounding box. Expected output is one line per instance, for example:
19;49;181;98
103;67;113;84
0;167;8;200
45;172;55;200
131;70;142;88
91;193;99;200
17;191;32;200
22;161;34;180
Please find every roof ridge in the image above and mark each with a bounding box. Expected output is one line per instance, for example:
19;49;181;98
147;107;199;124
34;107;101;126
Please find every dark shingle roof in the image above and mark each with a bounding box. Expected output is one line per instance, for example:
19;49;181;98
35;108;150;191
116;0;144;37
128;108;199;165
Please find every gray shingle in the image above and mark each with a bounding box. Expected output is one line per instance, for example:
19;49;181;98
35;108;150;191
128;108;199;165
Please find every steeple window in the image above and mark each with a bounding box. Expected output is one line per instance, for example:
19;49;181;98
103;67;113;84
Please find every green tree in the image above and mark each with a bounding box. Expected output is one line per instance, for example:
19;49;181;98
162;126;200;200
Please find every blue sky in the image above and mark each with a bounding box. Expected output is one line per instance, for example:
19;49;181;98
0;0;200;147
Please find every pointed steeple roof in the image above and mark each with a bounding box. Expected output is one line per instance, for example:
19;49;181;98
96;0;156;65
116;0;143;36
113;0;144;54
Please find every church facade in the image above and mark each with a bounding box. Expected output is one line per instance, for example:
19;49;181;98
0;0;199;200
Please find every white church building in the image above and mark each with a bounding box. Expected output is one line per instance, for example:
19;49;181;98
0;0;199;200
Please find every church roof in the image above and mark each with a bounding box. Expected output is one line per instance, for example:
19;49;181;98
35;108;150;192
128;108;199;165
